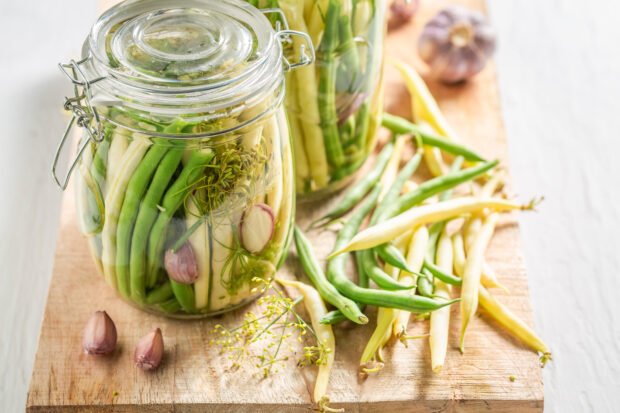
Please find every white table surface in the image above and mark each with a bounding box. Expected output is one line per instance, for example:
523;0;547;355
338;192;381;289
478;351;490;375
1;0;618;411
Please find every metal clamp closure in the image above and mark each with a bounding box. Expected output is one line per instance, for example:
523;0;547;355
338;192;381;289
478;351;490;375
259;8;315;71
52;56;106;190
277;29;315;71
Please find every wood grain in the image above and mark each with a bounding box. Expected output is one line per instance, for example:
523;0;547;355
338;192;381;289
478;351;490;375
26;0;543;411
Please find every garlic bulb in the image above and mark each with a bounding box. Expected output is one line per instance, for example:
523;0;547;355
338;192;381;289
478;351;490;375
418;6;496;83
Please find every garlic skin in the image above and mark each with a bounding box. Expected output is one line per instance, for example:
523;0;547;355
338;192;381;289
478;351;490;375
418;6;496;83
82;310;117;355
164;243;199;284
134;328;164;371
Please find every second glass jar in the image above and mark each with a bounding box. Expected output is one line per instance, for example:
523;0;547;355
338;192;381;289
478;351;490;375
250;0;385;197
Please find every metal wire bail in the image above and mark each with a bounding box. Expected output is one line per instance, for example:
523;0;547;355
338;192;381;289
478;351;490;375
52;56;106;190
277;30;315;71
258;7;315;71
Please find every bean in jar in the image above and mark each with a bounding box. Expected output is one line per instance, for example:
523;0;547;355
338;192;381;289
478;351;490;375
54;0;314;317
247;0;386;198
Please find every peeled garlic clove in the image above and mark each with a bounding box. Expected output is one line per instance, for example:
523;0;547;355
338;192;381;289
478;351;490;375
418;6;496;83
134;328;164;371
82;310;117;355
164;243;199;284
240;203;275;254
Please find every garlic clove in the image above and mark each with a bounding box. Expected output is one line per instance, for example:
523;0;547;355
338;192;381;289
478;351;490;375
387;0;419;31
474;25;497;56
82;310;117;355
134;328;164;371
240;203;275;254
164;243;199;284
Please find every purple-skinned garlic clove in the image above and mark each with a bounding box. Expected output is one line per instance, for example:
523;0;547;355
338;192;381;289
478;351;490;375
164;243;199;284
82;310;117;355
388;0;420;31
134;328;164;371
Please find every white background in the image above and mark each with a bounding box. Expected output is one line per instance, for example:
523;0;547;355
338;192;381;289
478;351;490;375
1;0;618;411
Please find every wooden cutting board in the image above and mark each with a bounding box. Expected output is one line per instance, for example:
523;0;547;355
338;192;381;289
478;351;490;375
27;0;544;411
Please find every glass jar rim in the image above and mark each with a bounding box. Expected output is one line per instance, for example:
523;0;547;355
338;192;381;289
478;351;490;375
82;0;284;119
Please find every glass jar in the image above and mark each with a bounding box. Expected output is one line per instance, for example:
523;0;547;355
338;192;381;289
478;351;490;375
53;0;314;318
247;0;385;198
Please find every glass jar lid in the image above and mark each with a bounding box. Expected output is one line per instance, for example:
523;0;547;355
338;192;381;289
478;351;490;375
53;0;314;189
89;0;275;92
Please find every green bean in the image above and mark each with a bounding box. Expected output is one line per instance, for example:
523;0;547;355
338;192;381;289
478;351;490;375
347;0;382;156
441;156;465;197
155;297;182;314
355;251;370;289
294;226;368;324
357;150;423;290
327;265;458;313
145;149;214;297
375;150;424;220
393;160;499;216
359;0;384;96
129;148;185;300
320;310;348;325
101;136;151;291
317;0;345;169
424;259;462;286
266;0;279;26
422;155;465;285
321;185;382;324
382;113;487;162
352;102;371;154
81;160;106;235
145;281;173;305
336;13;361;93
338;116;356;148
424;156;465;252
360;250;415;290
417;269;434;298
115;143;169;298
91;130;111;185
314;141;394;227
324;185;458;319
329;153;366;181
82;130;111;235
317;248;375;325
375;243;422;275
170;281;195;313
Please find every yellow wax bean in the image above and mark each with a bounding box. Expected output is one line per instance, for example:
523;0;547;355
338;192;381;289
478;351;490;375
277;278;336;405
330;197;533;256
459;213;499;352
429;227;454;373
478;285;551;362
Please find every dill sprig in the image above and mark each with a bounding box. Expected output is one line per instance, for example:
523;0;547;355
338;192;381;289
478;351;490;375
194;140;269;214
211;278;330;378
